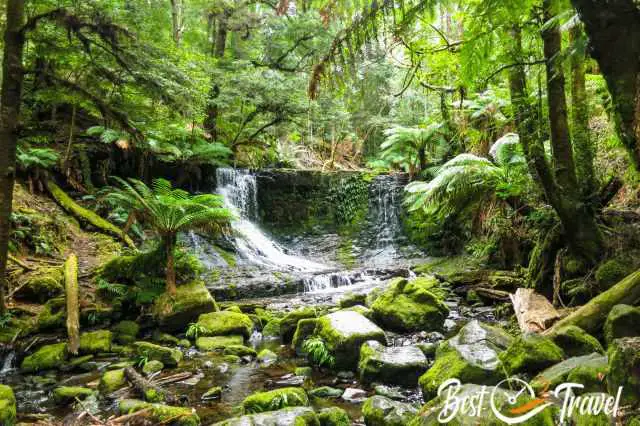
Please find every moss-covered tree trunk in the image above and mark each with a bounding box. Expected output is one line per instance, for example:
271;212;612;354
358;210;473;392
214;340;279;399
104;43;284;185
164;235;177;295
0;0;26;315
65;254;80;355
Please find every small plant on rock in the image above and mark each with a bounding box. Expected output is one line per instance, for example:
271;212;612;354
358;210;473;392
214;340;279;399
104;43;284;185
302;336;335;369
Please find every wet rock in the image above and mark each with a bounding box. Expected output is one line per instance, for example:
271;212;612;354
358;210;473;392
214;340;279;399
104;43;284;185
242;387;309;414
223;345;257;357
308;386;343;398
133;342;182;367
152;280;217;332
530;353;608;393
79;330;112;354
567;363;609;394
202;386;222;400
142;360;164;375
262;318;282;338
371;276;449;333
273;374;305;387
607;337;640;405
280;307;318;343
374;385;405;401
212;406;319;425
550;325;604;357
52;386;94;404
341;388;367;402
99;368;126;394
344;304;374;319
291;318;318;355
197;311;254;340
152;330;180;345
316;310;386;370
358;341;428;386
418;320;512;401
362;396;418;426
604;304;640;344
0;385;16;426
113;320;139;344
295;367;313;377
257;349;278;365
118;399;200;426
21;342;68;373
339;292;367;308
318;406;350;426
14;266;64;303
178;339;192;348
499;333;565;375
196;335;244;351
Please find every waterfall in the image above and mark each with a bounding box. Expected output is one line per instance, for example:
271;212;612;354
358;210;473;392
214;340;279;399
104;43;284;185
0;350;15;376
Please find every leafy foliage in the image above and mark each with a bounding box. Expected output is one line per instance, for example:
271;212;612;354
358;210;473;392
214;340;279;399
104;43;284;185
379;124;450;177
302;336;335;368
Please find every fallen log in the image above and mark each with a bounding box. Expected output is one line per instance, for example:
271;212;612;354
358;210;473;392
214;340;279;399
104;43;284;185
544;269;640;337
65;254;80;355
7;253;34;271
124;367;180;405
475;287;511;302
510;288;560;333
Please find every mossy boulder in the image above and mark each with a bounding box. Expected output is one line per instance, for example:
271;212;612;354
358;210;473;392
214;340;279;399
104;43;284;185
14;266;64;303
295;366;313;377
318;407;350;426
280;307;318;343
133;342;182;367
569;393;615;426
35;297;66;331
99;368;126;394
418;320;512;401
604;304;640;344
308;386;343;399
316;310;386;370
567;364;609;394
292;318;318;355
153;280;217;332
550;325;604;357
52;386;94;404
371;276;449;332
607;337;640;405
242;387;309;414
257;348;278;364
223;345;257;357
595;259;633;290
499;333;564;375
338;292;366;308
196;311;253;340
212;407;319;426
359;341;428;386
262;318;282;338
362;396;418;426
152;330;180;345
79;330;113;354
142;360;164;375
196;335;244;351
21;342;68;373
113;320;140;344
0;385;16;426
530;353;608;393
118;399;200;426
202;386;222;400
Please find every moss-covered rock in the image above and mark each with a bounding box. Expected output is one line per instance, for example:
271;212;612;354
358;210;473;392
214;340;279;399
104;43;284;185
308;386;343;399
197;311;253;339
142;360;164;375
118;399;200;426
202;386;222;400
213;407;319;426
262;318;281;338
52;386;94;404
318;407;350;426
79;330;113;354
21;342;68;373
113;320;140;344
242;387;309;414
604;304;640;344
133;342;182;367
295;366;313;377
566;364;609;394
607;337;640;405
292;318;318;355
316;310;386;370
418;320;512;401
153;280;217;332
530;353;608;393
280;307;318;343
152;330;180;345
0;385;16;426
99;368;126;394
14;266;64;303
550;325;604;357
569;393;614;426
499;333;564;375
35;297;66;331
338;292;366;308
223;345;257;357
595;259;633;290
371;276;449;332
359;341;428;386
257;348;278;364
196;335;244;351
362;396;418;426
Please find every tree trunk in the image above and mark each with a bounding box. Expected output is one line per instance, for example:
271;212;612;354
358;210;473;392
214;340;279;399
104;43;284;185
124;367;180;404
571;0;640;170
170;0;184;47
0;0;26;315
164;236;177;295
65;253;80;355
204;9;230;141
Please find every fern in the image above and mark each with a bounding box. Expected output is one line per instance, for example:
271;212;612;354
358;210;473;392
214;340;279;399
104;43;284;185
302;336;335;368
186;323;207;340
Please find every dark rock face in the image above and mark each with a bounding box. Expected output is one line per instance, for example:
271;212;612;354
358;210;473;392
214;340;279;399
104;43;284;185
358;341;429;386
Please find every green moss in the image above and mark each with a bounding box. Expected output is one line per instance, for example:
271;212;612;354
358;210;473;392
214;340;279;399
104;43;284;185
257;349;278;363
291;318;318;355
362;396;418;426
570;394;614;425
318;407;350;426
308;386;343;398
142;360;164;375
223;345;257;357
118;399;200;426
133;342;182;367
202;386;222;400
499;334;564;375
197;311;253;339
530;353;607;394
567;365;608;394
604;304;640;344
196;335;244;351
213;245;237;267
113;320;140;344
52;386;94;404
242;387;309;414
79;330;113;354
338;292;366;308
262;318;282;337
152;330;180;345
21;342;68;373
607;337;640;405
16;266;64;303
153;280;217;332
35;297;66;331
0;385;16;426
595;259;633;290
99;369;126;394
280;308;319;343
551;325;604;357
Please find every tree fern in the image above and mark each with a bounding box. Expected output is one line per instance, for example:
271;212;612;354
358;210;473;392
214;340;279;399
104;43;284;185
379;124;449;177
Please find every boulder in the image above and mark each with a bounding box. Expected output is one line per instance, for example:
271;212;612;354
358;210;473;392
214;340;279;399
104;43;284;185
530;353;608;393
318;407;350;426
152;280;217;332
595;259;633;291
292;318;318;355
604;304;640;344
242;387;309;414
339;292;366;308
607;337;640;405
362;396;418;426
196;335;244;351
152;330;180;345
133;342;182;367
550;325;604;357
21;342;68;373
567;364;609;394
341;388;368;402
14;266;64;303
79;330;113;354
262;318;282;338
308;386;344;399
257;349;278;364
499;333;564;375
202;386;222;400
0;385;16;426
52;386;94;404
223;345;257;357
569;393;615;426
316;310;386;370
418;320;512;400
280;308;318;342
197;311;254;339
142;360;164;375
212;407;319;426
113;320;140;344
118;399;200;426
99;369;126;394
371;276;449;332
358;341;428;386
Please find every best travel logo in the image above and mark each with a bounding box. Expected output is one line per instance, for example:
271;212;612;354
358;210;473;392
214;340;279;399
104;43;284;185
436;378;623;424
